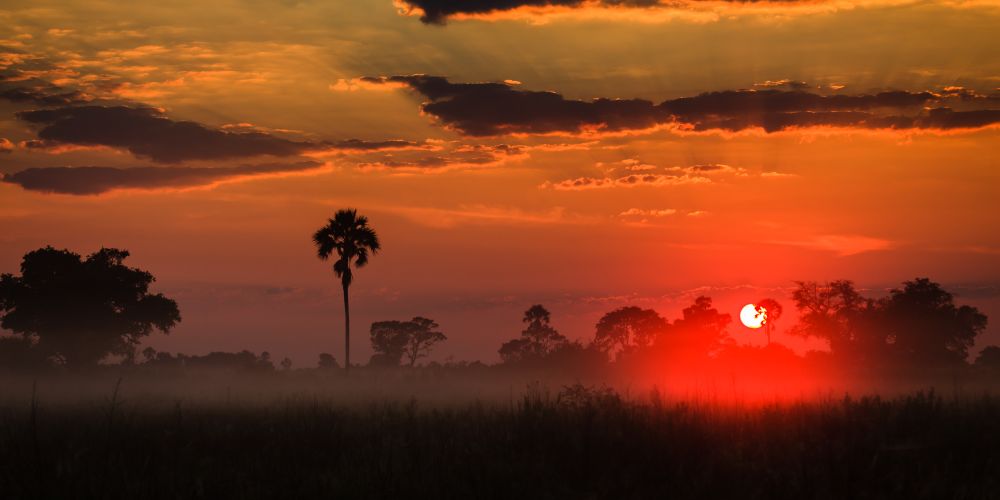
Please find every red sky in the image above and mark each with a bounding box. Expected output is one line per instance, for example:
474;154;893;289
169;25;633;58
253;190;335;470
0;0;998;365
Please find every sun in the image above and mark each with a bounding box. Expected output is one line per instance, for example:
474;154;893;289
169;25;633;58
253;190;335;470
740;303;767;329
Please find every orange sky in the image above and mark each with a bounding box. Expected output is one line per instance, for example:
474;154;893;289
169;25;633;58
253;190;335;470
0;0;998;365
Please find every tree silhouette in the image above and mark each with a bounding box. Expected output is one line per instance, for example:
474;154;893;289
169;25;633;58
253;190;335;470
878;278;987;365
0;247;180;367
401;317;447;367
370;317;447;367
369;320;410;366
318;352;340;370
313;209;380;374
790;280;874;358
757;298;783;345
498;305;568;363
975;346;1000;370
593;306;667;359
664;296;731;356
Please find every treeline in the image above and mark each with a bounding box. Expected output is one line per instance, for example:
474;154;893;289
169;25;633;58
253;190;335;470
0;246;997;378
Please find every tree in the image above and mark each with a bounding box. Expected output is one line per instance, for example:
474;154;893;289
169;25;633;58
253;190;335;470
756;298;783;345
401;317;447;367
369;320;411;366
0;247;180;367
318;352;340;370
975;346;1000;370
369;317;447;367
790;280;876;358
313;209;381;374
593;306;667;359
498;305;568;363
665;296;731;356
280;357;293;370
878;278;987;365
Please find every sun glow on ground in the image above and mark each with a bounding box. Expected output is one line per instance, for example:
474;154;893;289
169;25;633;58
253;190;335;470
739;303;766;329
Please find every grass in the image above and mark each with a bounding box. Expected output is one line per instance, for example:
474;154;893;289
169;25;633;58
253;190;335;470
2;379;1000;500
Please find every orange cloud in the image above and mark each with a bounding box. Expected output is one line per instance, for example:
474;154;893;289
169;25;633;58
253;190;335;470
371;204;594;228
541;173;712;190
769;234;893;256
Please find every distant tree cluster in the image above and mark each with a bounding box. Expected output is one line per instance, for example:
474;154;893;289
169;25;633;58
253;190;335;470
492;279;992;375
0;243;995;378
492;296;734;371
140;348;275;372
791;278;988;367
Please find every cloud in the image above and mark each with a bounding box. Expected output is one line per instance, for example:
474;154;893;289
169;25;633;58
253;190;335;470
367;75;1000;137
363;75;664;136
753;79;811;90
15;106;316;163
0;86;91;106
2;161;326;195
14;105;417;163
542;172;712;190
324;139;427;153
0;70;94;105
761;171;798;178
356;144;528;173
394;0;940;24
543;162;760;190
619;208;678;217
598;158;657;172
374;204;592;228
769;234;893;256
0;138;12;153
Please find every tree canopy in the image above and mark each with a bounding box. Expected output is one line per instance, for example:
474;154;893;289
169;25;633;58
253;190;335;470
498;304;569;363
593;306;667;358
663;296;731;355
369;316;447;367
878;278;987;364
790;278;987;367
0;247;180;367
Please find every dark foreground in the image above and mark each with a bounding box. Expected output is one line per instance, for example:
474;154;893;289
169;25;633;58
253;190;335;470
2;388;999;500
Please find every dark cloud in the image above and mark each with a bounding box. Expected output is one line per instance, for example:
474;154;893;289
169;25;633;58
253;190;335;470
357;144;526;172
0;73;93;106
399;0;677;23
0;87;91;106
395;0;835;24
2;161;324;195
370;75;1000;136
16;106;315;163
14;105;418;162
364;75;664;136
328;139;423;151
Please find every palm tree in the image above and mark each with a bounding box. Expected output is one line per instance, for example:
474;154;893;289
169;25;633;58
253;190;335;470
313;209;380;373
757;298;783;346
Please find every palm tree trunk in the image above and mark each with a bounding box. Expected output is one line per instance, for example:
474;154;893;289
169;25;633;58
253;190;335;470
343;282;350;374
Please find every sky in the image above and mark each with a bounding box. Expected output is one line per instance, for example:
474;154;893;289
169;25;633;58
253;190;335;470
1;0;998;366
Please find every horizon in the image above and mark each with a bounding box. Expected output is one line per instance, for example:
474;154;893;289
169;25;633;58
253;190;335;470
1;0;999;368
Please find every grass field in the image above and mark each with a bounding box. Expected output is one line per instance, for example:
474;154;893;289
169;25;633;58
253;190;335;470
1;375;999;499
